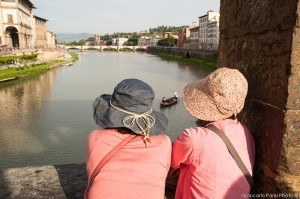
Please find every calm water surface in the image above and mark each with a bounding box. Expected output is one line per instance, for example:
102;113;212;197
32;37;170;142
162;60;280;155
0;51;213;168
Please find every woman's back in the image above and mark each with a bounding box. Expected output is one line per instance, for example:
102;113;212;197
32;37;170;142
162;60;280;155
172;119;255;198
86;129;171;199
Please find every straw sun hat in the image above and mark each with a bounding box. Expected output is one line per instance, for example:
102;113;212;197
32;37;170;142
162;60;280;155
93;79;168;137
183;67;248;121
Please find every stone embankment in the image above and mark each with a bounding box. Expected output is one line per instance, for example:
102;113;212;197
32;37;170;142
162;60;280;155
147;46;218;61
37;50;66;62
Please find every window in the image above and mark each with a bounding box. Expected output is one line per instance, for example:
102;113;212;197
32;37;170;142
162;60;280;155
7;15;13;23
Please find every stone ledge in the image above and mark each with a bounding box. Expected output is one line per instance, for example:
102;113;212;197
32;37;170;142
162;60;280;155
0;164;87;199
0;164;175;199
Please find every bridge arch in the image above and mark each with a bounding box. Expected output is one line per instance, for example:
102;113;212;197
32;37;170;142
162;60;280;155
185;51;191;58
102;46;118;51
64;45;147;52
119;47;134;52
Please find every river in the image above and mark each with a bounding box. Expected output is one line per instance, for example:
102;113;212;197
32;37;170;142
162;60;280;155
0;51;213;168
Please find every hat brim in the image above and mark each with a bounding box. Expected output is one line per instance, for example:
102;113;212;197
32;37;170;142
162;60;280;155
93;94;168;135
183;79;233;121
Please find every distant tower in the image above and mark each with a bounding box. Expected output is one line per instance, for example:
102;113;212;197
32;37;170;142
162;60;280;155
191;22;197;28
94;34;100;42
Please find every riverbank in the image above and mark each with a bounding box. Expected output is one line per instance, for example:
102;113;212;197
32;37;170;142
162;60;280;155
155;53;217;69
147;46;218;69
0;51;78;85
0;164;174;199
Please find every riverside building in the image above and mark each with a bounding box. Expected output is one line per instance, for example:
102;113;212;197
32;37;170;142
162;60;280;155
189;25;199;49
0;0;35;49
0;0;55;49
198;10;220;50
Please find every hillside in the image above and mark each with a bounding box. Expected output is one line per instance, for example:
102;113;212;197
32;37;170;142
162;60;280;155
56;33;94;42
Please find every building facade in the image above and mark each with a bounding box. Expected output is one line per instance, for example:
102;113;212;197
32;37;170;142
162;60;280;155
163;32;178;39
198;10;220;49
182;28;190;48
178;29;184;47
189;26;199;49
149;36;160;47
207;20;219;50
0;0;55;49
181;26;192;48
34;15;48;48
0;0;35;49
115;38;128;46
47;31;56;48
138;36;161;46
138;37;148;46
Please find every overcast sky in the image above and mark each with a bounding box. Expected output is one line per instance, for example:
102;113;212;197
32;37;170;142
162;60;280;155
32;0;220;34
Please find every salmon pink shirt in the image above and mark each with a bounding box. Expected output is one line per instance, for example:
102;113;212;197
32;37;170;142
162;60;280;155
172;119;255;199
86;129;171;199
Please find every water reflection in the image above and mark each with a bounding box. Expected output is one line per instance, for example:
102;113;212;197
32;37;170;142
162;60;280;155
0;70;56;167
0;51;212;168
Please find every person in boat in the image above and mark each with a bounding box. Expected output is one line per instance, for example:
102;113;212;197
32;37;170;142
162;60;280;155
162;96;166;103
85;79;171;199
173;91;179;99
171;68;255;198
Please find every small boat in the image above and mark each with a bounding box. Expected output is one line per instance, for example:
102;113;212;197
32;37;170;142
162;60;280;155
63;62;73;67
0;77;19;83
160;97;178;106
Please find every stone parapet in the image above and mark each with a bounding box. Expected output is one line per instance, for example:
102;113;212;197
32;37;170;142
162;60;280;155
0;164;175;199
219;0;300;194
0;164;87;199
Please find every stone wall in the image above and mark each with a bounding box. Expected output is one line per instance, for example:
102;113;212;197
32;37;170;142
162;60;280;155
219;0;300;194
147;46;218;60
37;50;65;61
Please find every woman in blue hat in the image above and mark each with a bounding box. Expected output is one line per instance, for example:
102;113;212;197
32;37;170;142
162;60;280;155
85;79;171;199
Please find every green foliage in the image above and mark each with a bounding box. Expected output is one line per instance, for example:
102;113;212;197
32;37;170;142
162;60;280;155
157;37;178;47
0;62;51;81
106;40;113;45
123;37;138;46
20;54;38;61
0;54;37;65
69;52;79;61
149;25;188;34
156;53;217;69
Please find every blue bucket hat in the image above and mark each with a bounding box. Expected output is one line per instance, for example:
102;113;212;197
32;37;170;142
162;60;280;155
93;79;168;137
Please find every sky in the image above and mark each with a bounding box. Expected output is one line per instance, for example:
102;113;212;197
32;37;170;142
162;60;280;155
33;0;220;35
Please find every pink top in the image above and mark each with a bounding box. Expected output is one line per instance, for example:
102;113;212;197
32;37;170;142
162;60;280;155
172;119;255;199
86;129;171;199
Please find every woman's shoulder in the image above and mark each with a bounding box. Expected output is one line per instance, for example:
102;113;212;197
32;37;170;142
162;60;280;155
150;134;171;145
88;129;120;141
181;126;207;137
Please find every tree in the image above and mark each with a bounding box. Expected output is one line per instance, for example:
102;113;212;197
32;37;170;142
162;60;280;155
157;37;178;47
123;37;138;46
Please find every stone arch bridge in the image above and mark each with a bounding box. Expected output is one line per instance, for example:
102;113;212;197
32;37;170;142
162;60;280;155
64;45;147;52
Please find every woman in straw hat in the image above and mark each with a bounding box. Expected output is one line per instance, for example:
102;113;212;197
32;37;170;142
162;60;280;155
171;67;255;199
85;79;171;199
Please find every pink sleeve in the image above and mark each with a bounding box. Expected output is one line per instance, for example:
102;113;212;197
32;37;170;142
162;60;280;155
86;131;94;158
171;129;193;169
86;130;98;172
